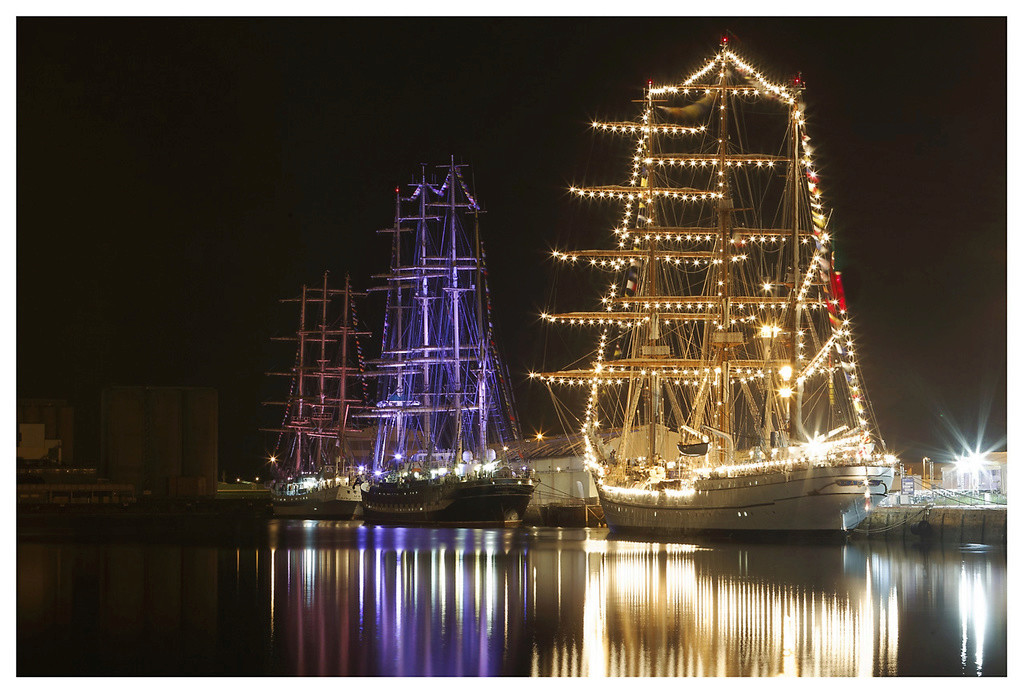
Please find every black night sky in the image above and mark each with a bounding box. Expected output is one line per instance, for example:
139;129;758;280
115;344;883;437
16;17;1007;479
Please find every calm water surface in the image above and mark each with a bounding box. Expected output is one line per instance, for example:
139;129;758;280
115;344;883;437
18;520;1006;676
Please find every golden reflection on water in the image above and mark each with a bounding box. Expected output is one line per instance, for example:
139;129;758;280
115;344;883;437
528;538;901;676
257;524;1002;676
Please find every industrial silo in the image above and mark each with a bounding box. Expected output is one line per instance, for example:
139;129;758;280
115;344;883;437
101;386;218;497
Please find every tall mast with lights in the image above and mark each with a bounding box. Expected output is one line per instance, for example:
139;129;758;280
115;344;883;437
362;161;521;475
714;37;737;465
264;272;369;478
535;39;885;473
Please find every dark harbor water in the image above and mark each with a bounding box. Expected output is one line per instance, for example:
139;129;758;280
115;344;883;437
18;520;1006;676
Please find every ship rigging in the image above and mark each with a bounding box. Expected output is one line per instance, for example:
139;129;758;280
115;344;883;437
535;38;895;535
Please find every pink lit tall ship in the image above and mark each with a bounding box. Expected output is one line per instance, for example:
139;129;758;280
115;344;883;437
264;272;370;518
535;39;895;536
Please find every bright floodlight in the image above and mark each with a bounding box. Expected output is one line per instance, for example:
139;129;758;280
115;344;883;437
955;452;986;472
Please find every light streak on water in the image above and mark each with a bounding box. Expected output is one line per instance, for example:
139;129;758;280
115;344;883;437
960;562;988;676
251;523;1004;676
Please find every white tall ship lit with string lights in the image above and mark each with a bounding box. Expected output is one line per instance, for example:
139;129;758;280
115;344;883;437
534;38;895;536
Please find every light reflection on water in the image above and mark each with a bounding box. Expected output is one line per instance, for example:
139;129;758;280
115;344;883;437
261;522;1004;676
17;522;1006;676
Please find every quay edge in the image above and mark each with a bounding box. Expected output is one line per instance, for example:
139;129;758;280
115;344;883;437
854;505;1006;545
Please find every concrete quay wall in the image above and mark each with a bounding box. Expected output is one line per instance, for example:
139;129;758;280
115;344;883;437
856;505;1006;545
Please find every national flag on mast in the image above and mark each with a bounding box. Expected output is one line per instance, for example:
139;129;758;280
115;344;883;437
614;261;640;359
818;249;847;329
624;260;638;297
830;270;847;313
827;268;848;328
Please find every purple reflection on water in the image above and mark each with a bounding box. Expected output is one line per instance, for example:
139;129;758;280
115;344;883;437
270;522;530;675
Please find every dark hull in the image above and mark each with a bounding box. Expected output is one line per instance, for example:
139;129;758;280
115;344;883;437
362;477;536;526
272;498;360;520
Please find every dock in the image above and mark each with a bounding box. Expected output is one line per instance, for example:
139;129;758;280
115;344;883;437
855;504;1006;544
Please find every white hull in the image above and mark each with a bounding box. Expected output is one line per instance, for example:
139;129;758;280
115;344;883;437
598;464;894;535
272;481;363;519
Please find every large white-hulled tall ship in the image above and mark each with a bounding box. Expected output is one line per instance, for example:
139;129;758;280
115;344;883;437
534;38;895;537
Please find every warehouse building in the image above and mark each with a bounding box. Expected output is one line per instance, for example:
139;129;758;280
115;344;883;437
101;386;218;498
17;398;74;464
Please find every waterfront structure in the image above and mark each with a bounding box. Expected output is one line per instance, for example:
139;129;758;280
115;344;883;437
941;451;1006;494
17;398;74;464
359;160;536;525
521;435;598;505
17;481;136;505
535;39;895;536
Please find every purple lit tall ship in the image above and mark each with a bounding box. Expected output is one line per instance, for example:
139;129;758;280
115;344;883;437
358;160;536;525
534;39;895;536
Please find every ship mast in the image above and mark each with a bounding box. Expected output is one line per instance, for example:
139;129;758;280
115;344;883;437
417;165;432;464
264;272;370;477
644;84;659;467
789;85;805;443
318;272;330;468
363;161;515;475
389;187;405;465
447;159;464;464
715;40;736;465
474;205;488;463
296;283;308;472
337;273;351;467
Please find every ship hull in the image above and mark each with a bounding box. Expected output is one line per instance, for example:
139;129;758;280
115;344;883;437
598;464;894;538
272;484;362;520
362;477;536;526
